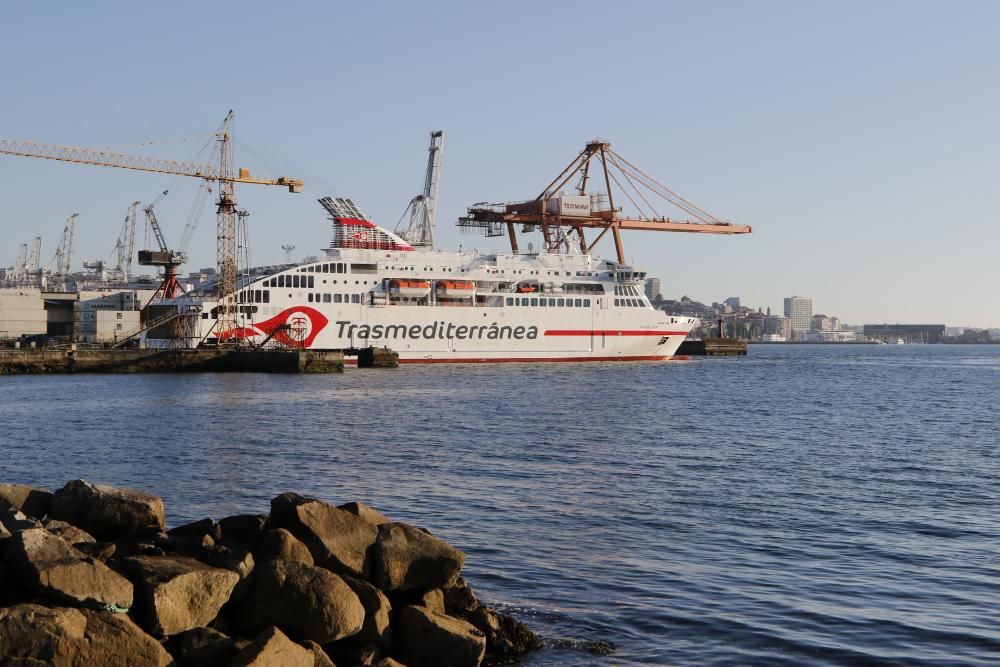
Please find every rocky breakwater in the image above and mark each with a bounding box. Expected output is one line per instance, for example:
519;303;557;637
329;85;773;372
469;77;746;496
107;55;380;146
0;481;541;666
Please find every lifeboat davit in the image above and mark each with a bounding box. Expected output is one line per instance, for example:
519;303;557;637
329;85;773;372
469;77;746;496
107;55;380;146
436;280;475;299
389;279;431;298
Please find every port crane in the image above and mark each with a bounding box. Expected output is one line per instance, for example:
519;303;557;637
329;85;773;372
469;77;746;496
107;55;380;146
458;138;751;263
0;111;304;340
50;213;79;290
397;130;445;249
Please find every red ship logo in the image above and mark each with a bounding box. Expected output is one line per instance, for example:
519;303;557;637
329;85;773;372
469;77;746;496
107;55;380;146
218;306;329;348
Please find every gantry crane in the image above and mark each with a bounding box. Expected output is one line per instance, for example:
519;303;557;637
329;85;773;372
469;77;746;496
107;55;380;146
458;138;751;263
0;111;303;340
51;213;79;289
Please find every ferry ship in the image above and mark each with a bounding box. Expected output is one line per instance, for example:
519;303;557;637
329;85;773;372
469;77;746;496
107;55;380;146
193;135;750;362
201;197;697;363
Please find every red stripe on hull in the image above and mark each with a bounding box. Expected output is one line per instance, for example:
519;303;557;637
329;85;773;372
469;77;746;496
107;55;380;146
343;355;691;365
544;330;690;337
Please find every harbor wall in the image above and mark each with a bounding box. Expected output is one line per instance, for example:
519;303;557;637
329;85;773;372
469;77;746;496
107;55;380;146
0;348;345;374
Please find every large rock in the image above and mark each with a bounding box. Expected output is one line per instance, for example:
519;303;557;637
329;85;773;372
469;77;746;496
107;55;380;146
301;639;337;667
0;483;53;519
50;480;165;540
337;501;391;526
369;523;465;592
0;603;171;666
270;493;378;577
122;555;239;636
466;605;542;662
4;527;133;609
396;605;486;667
342;574;392;650
238;559;365;643
443;577;479;616
260;528;314;565
45;519;97;545
231;626;314;667
0;506;43;532
164;626;237;666
219;513;270;543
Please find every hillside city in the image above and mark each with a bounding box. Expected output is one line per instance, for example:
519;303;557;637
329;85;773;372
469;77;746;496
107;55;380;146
644;278;1000;344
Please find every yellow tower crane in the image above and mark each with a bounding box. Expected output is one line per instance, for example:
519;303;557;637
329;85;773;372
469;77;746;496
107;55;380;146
0;111;303;341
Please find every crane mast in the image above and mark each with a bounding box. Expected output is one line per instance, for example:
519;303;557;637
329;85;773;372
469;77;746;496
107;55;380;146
400;130;445;249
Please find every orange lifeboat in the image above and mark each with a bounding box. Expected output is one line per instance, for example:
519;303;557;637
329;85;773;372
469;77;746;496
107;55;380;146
516;284;537;293
436;280;475;299
388;279;431;298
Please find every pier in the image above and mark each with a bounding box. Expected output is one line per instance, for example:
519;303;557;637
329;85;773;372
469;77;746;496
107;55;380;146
0;348;347;374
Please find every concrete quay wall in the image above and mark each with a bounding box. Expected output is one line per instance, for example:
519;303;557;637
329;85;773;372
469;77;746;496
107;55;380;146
0;348;345;374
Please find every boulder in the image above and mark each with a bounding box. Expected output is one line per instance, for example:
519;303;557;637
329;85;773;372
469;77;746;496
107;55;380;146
337;501;391;527
237;559;365;644
342;574;392;649
219;513;270;543
375;659;407;667
4;527;133;609
369;523;464;592
164;626;237;666
0;483;53;519
203;542;255;579
167;517;222;542
270;493;378;577
396;605;485;667
0;520;10;541
419;588;445;613
230;626;314;667
466;606;542;662
122;555;240;636
0;603;171;666
45;519;97;545
301;639;337;667
260;528;314;565
443;577;478;616
74;541;117;561
50;480;165;540
0;507;44;532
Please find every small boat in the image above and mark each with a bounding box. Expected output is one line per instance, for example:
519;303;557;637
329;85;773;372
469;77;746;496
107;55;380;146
436;280;475;299
895;338;905;344
388;279;431;298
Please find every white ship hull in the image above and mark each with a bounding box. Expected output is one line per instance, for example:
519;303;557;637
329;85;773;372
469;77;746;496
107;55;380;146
197;246;695;363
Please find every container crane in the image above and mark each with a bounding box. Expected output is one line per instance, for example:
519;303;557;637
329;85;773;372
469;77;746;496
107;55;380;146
397;130;445;248
458;138;751;263
0;111;304;340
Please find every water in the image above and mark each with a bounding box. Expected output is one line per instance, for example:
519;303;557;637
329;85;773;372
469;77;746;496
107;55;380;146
1;344;998;665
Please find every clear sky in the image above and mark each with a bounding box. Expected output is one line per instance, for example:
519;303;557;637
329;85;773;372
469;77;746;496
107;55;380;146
1;1;998;327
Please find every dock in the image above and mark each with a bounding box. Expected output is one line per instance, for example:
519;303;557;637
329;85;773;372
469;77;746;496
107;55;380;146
0;348;347;374
677;337;748;356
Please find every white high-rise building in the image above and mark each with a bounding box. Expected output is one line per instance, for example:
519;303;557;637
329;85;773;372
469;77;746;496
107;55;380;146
644;277;661;301
784;296;813;333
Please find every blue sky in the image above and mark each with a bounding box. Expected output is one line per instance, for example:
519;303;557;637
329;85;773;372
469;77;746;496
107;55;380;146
2;1;998;326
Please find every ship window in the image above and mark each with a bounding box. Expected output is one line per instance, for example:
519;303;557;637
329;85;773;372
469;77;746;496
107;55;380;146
334;294;342;303
574;299;582;307
263;291;270;304
584;299;591;307
323;294;331;303
530;298;538;306
307;293;313;303
291;275;298;288
308;276;315;288
558;298;565;306
506;298;513;306
615;299;621;307
351;294;361;304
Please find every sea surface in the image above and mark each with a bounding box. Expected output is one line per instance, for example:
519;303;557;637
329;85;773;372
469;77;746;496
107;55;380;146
1;344;998;665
